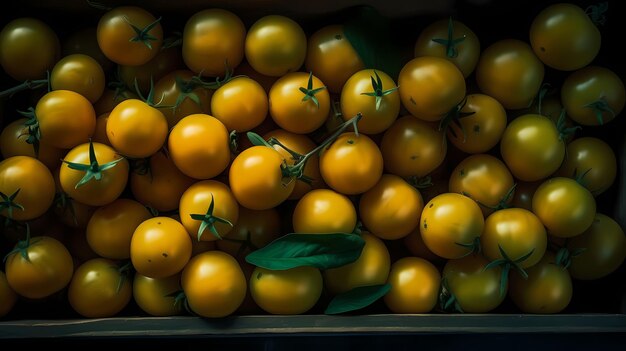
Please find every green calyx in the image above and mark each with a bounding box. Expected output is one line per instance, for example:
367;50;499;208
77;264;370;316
62;140;125;189
222;230;260;258
126;16;162;50
455;236;482;258
116;260;134;294
406;175;433;189
299;72;327;108
584;98;614;126
439;97;475;143
556;109;581;141
189;194;234;241
18;107;41;158
462;183;517;212
0;189;24;221
484;245;535;297
360;70;399;111
3;224;38;263
431;17;466;58
554;246;587;269
532;83;552;115
439;277;464;313
586;2;608;26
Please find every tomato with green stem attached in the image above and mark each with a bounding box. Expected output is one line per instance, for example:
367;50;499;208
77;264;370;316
292;188;357;234
50;54;105;103
0;118;64;170
556;137;617;196
133;272;183;317
153;70;212;129
0;156;55;221
118;46;182;96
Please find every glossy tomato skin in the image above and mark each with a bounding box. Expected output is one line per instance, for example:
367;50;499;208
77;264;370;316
229;145;295;210
561;66;626;126
250;266;322;315
68;258;132;318
319;132;383;195
530;3;600;71
245;15;306;77
447;94;507;154
384;257;440;313
381;116;446;178
50;54;105;103
500;114;564;182
5;236;73;299
481;208;547;269
360;174;424;240
60;142;129;206
292;189;356;234
510;253;572;314
532;177;596;238
476;39;544;109
133;273;183;317
212;77;267;132
217;207;281;259
567;213;626;280
0;156;55;221
182;251;247;317
324;233;390;295
97;6;163;66
0;119;64;170
556;137;617;196
443;255;505;313
398;56;466;121
0;17;60;81
182;9;245;77
305;25;364;93
153;70;212;129
168;114;231;180
107;99;168;158
131;217;192;279
414;19;480;77
35;90;96;150
0;271;17;317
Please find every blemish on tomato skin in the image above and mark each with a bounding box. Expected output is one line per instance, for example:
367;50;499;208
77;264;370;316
162;253;168;258
429;203;434;208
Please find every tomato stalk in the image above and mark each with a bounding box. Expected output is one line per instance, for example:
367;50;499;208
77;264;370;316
463;183;517;212
125;16;162;50
438;97;475;143
0;78;48;99
2;224;40;262
484;245;535;297
0;189;24;221
431;17;466;58
554;246;587;269
360;70;399;111
454;237;482;258
62;140;126;189
556;109;581;139
299;72;327;108
584;98;614;126
585;2;608;26
189;194;234;241
116;260;134;294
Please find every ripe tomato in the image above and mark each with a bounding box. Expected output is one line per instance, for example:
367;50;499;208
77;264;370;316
229;145;295;210
133;273;183;317
532;177;596;238
86;198;152;259
305;25;364;93
292;189;357;234
381;116;446;178
567;213;626;280
420;193;484;259
153;70;212;129
107;99;168;158
0;17;60;81
182;251;247;317
443;255;505;313
0;271;17;317
179;180;239;241
168;114;230;180
481;208;547;268
211;77;267;132
50;54;105;103
130;151;195;212
250;265;322;315
263;129;322;199
119;46;182;96
245;15;306;77
0;118;64;170
556;137;617;196
5;236;73;299
0;156;55;221
269;72;330;134
561;66;625;126
500;114;564;182
324;233;390;295
59;142;129;206
35;89;96;149
447;93;507;154
182;9;246;77
384;257;440;313
398;56;466;121
476;39;544;109
97;6;163;66
131;217;192;279
509;252;572;314
217;207;281;259
448;154;514;216
319;132;383;195
62;27;112;72
360;174;424;240
530;3;600;71
340;69;400;134
68;258;132;318
414;19;480;77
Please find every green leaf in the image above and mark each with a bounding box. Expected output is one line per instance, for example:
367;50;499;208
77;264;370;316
325;284;391;315
246;132;272;148
245;233;365;270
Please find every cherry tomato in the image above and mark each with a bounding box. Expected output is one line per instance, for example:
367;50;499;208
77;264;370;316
292;189;356;234
211;76;267;132
133;273;183;316
153;70;212;129
217;207;281;259
245;15;306;77
107;99;168;158
476;39;544;109
0;156;55;221
0;118;64;170
182;9;246;77
68;258;132;318
556;137;617;196
0;271;17;317
384;257;440;313
50;54;105;103
447;94;507;154
182;251;247;317
250;265;322;315
443;255;505;313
